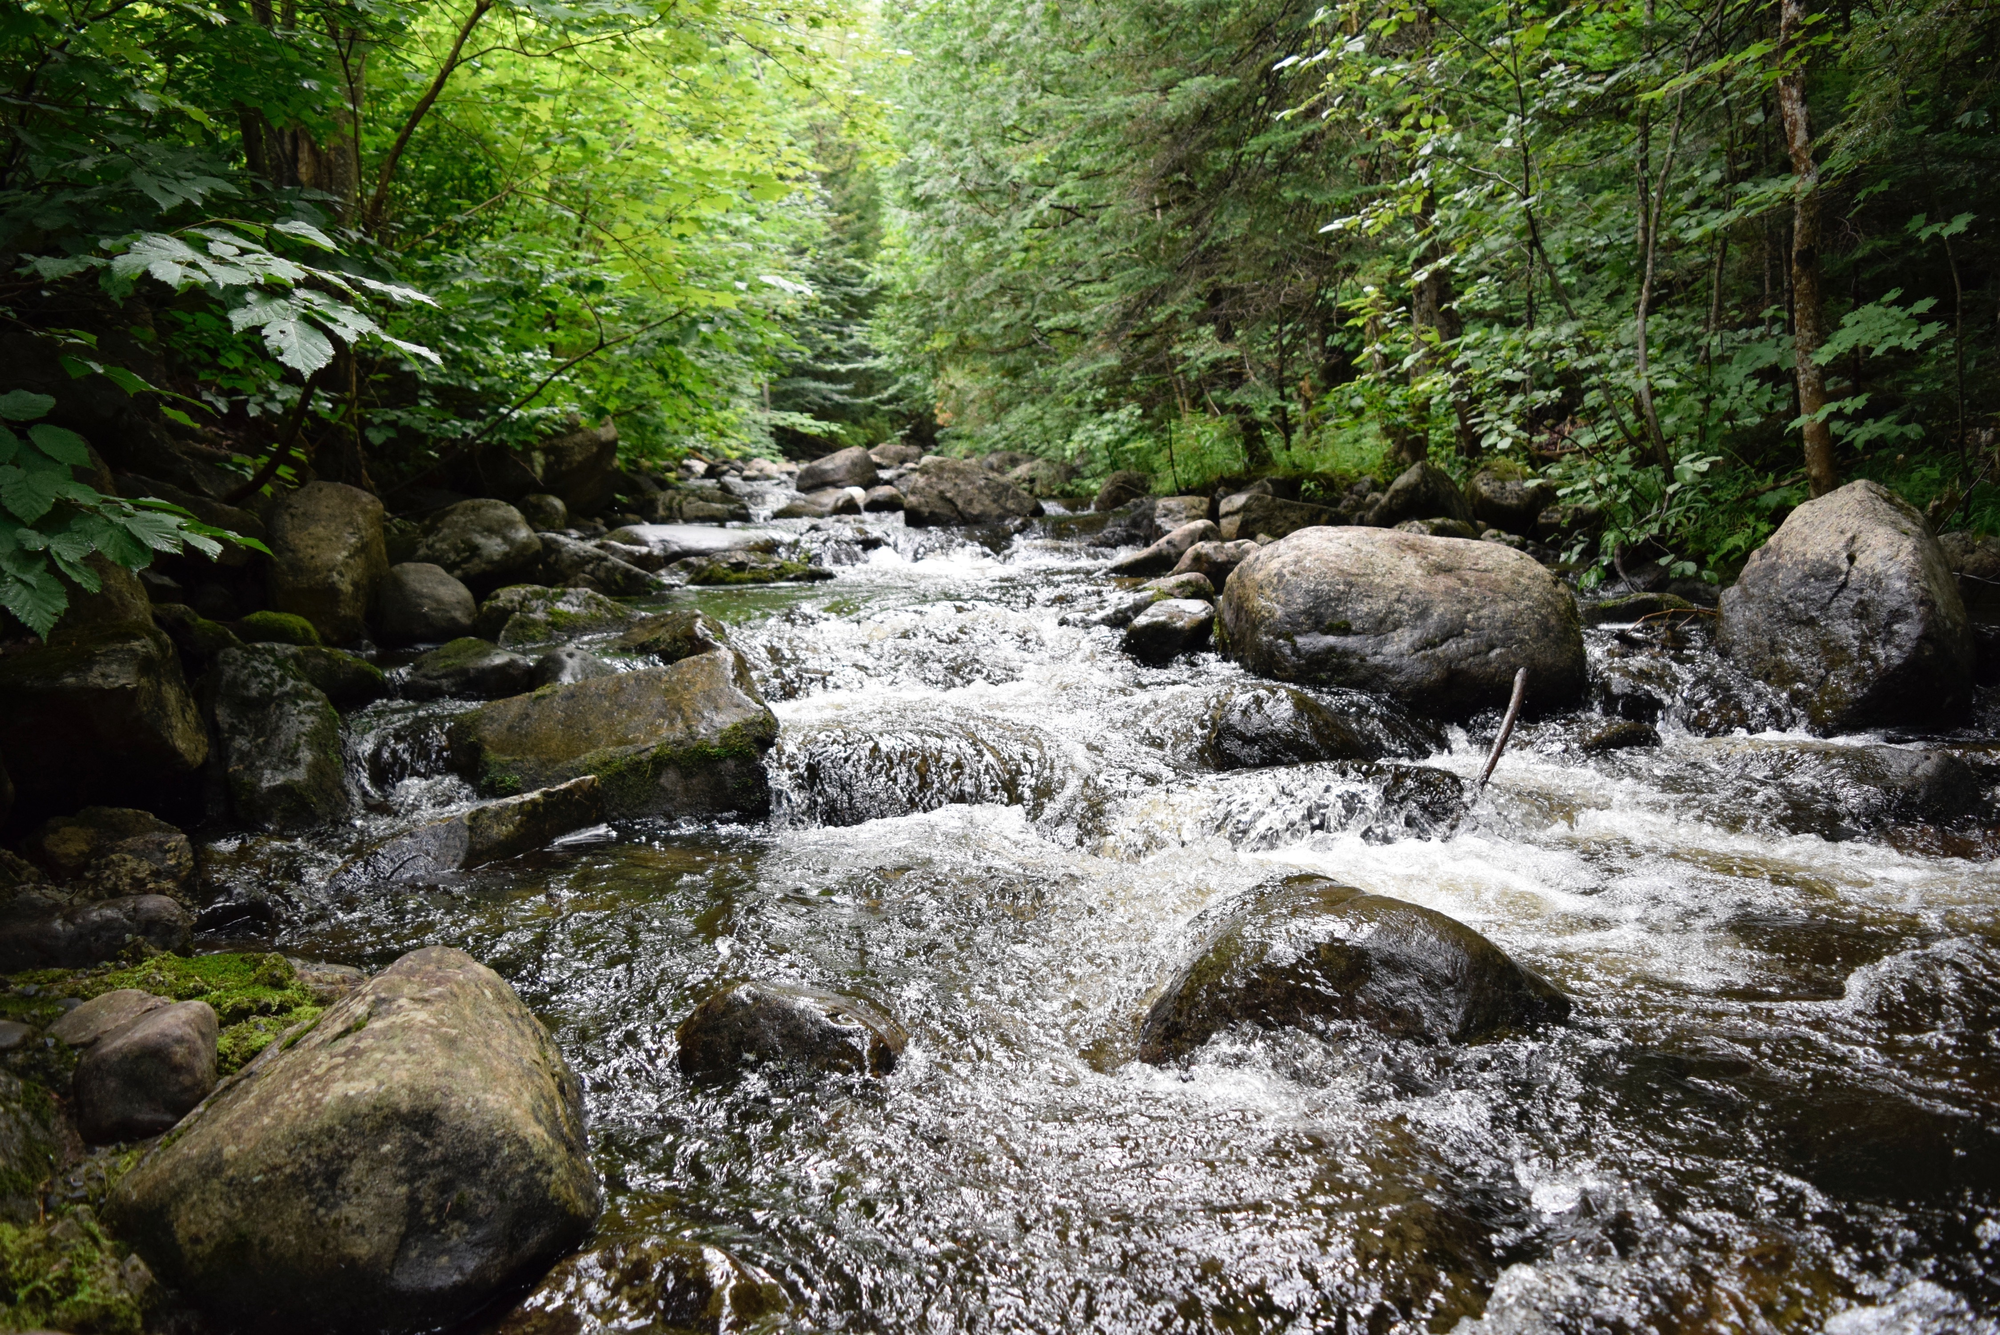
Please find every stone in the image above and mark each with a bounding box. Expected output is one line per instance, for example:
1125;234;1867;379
862;485;905;512
804;486;863;516
150;603;242;671
516;493;568;531
609;609;730;665
413;500;544;593
1122;599;1214;665
474;585;637;649
1094;470;1152;512
1467;470;1555;535
1089;498;1159;549
73;1000;217;1143
234;610;322;646
795;445;879;492
290;960;368;1004
0;625;208;821
265;482;389;645
773;493;838;520
1579;720;1662;753
1583;592;1697;626
0;894;190;972
448;649;778;818
1142;572;1215;601
1152;496;1210;530
31;808;193;901
330;776;606;888
1367;461;1476;529
1217;527;1588;718
1394;517;1480;540
1006;459;1073;499
1137;875;1570;1063
1190;683;1442;770
1217;494;1339;542
493;1238;785;1335
901;459;1042;527
982;450;1035;473
869;441;922;467
110;946;600;1333
50;989;169;1048
403;637;537;701
671;552;833;585
1108;520;1222;577
1170;539;1260;589
0;1021;30;1051
677;981;905;1080
530;646;615;687
375;563;477;645
207;645;350;832
267;644;387;708
536;419;620;516
535;532;657;597
1720;480;1973;733
596;539;665;573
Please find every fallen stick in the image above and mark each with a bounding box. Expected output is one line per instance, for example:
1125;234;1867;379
1477;668;1529;791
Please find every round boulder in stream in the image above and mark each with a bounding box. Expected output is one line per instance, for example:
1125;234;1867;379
110;946;600;1334
495;1238;785;1335
1138;875;1570;1063
678;981;906;1080
901;458;1042;527
1217;527;1586;717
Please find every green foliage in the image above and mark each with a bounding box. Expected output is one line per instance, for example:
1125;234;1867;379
0;1207;149;1335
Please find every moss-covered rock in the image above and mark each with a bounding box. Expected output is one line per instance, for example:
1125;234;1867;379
0;1069;65;1224
607;608;731;665
448;649;777;818
233;609;322;647
28;808;193;904
265;644;386;709
148;603;241;672
473;585;637;648
0;1206;156;1334
206;645;350;833
402;637;535;701
265;481;388;645
668;551;834;584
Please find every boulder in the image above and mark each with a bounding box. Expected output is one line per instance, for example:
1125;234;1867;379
516;493;568;531
1141;572;1215;601
535;532;657;597
0;893;190;971
447;649;778;818
474;586;637;649
1170;539;1260;589
1579;720;1661;753
266;482;388;645
402;638;537;701
1395;517;1480;540
677;981;905;1080
609;609;730;665
50;989;168;1048
0;625;208;821
671;551;834;585
804;486;864;516
902;459;1042;527
1007;459;1074;499
795;446;879;492
31;808;193;902
1137;875;1569;1063
73;1000;217;1143
1122;599;1214;665
1466;470;1555;535
266;644;387;708
111;946;600;1333
862;485;906;512
530;647;615;687
493;1238;785;1335
1217;493;1339;542
1191;683;1442;770
1094;470;1152;512
1217;527;1587;717
1108;520;1222;577
869;441;922;468
1721;481;1974;733
413;500;544;592
331;776;605;889
207;645;350;832
536;419;620;516
1367;461;1476;529
375;563;477;645
150;603;242;673
982;450;1035;473
1089;497;1160;549
1153;496;1211;530
234;610;322;646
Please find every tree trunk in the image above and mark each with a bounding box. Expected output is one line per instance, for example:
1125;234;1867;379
1410;209;1477;460
1777;0;1838;496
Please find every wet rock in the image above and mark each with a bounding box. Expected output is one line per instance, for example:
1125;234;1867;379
73;1000;217;1143
609;609;730;665
475;585;637;649
677;981;905;1080
1466;470;1555;535
207;645;350;832
1580;720;1661;753
494;1237;785;1335
331;776;605;888
1007;458;1073;499
870;441;922;467
290;959;367;1004
31;808;193;902
266;482;388;645
1153;496;1211;530
531;646;615;687
50;989;168;1047
1394;517;1480;540
1122;598;1214;665
1218;527;1588;717
1583;591;1697;626
536;532;658;596
150;603;242;672
1137;874;1570;1063
413;499;545;592
1191;683;1443;770
448;649;778;818
234;609;322;646
767;707;1061;826
403;637;537;701
1170;538;1259;588
1108;520;1221;577
536;418;620;516
672;551;834;584
1367;461;1476;530
862;484;906;512
1720;480;1972;733
1218;494;1338;542
266;644;386;708
902;458;1043;527
0;893;191;971
796;445;879;492
111;946;600;1333
597;538;666;573
375;562;477;645
516;493;568;531
1094;470;1152;512
0;1069;64;1224
0;624;208;821
1142;572;1215;600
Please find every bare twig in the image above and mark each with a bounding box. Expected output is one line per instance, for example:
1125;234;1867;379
222;366;332;505
1477;668;1530;791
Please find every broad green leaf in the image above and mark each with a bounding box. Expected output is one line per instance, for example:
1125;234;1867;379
28;423;91;466
0;391;54;422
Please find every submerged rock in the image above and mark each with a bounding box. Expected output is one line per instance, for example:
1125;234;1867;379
677;981;905;1080
330;776;605;888
375;562;478;645
447;649;777;818
1122;598;1214;664
1171;683;1443;770
207;645;350;832
494;1238;786;1335
1137;875;1569;1063
111;946;600;1334
1579;720;1662;753
73;999;217;1143
266;481;388;644
402;637;537;700
672;550;834;584
1720;479;1972;733
902;458;1042;527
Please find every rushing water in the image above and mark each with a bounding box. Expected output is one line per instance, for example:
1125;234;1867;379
208;512;2000;1333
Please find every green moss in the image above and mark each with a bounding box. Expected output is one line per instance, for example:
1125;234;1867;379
234;610;323;646
0;1207;151;1335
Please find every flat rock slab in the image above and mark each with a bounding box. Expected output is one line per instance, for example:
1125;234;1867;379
49;989;169;1048
606;524;787;561
330;776;605;889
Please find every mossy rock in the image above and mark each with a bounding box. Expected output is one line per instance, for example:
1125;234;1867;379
473;586;637;648
150;604;242;669
0;1205;155;1334
233;610;324;647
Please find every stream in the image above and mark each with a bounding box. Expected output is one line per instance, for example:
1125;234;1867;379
198;511;2000;1334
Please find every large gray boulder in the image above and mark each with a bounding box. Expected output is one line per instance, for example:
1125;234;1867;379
448;649;777;818
266;482;388;644
0;892;190;971
795;445;879;492
413;500;543;592
474;585;637;650
1108;520;1220;577
677;981;905;1080
1466;470;1555;535
375;562;477;645
1218;494;1338;542
1720;480;1973;733
110;946;600;1334
1217;527;1586;717
902;459;1042;527
1138;875;1569;1063
1122;598;1214;665
402;637;536;701
1094;470;1151;512
207;645;350;832
535;419;620;516
1366;461;1476;530
73;1000;217;1143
